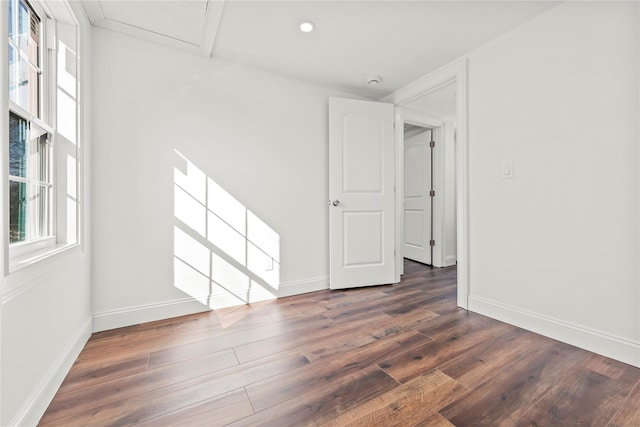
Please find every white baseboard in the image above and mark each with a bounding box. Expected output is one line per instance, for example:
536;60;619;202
93;278;331;333
468;295;640;368
433;256;457;268
10;317;92;427
92;297;210;332
278;276;329;298
444;255;457;266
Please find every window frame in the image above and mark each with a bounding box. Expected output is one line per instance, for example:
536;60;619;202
7;0;57;259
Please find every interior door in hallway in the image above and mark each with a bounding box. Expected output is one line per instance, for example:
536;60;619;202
403;128;433;265
328;97;396;289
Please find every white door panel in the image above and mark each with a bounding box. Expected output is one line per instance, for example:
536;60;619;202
404;210;425;247
343;211;383;266
329;97;396;289
403;130;432;264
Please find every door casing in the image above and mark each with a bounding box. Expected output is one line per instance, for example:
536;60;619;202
383;58;469;309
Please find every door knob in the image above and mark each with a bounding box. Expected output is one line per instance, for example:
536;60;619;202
331;200;341;207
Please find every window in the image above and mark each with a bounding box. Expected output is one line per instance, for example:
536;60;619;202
4;0;81;271
9;114;52;243
8;0;53;248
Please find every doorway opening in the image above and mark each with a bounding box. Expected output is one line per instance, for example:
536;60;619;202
401;81;458;272
386;58;467;308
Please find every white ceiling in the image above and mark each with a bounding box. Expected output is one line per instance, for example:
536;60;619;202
82;0;224;56
82;0;561;98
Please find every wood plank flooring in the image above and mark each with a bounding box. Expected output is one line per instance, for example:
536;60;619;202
40;260;640;426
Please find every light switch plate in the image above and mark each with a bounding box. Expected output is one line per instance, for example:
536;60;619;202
501;161;514;179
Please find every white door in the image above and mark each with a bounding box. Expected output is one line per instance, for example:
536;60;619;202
403;129;432;265
329;97;396;289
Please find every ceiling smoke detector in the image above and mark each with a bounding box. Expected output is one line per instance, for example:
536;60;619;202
367;76;382;86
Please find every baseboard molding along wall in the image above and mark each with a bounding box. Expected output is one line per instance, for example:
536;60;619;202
444;255;457;266
278;276;329;298
92;277;331;332
10;317;92;427
469;295;640;368
92;297;209;332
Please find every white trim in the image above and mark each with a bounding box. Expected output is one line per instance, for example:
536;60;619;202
278;276;329;298
201;0;225;57
469;295;640;368
69;0;89;257
79;0;102;24
2;0;10;280
8;102;54;134
394;108;443;277
92;297;210;332
637;0;640;376
1;4;7;424
8;317;92;427
82;0;226;57
92;277;332;331
9;236;56;258
384;58;469;309
399;107;443;128
382;58;464;106
431;125;444;268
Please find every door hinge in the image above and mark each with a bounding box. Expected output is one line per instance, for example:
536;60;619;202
429;190;435;198
429;140;435;148
429;240;436;247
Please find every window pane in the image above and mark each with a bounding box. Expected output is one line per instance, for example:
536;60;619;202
10;181;27;243
18;0;28;56
28;63;39;116
9;0;15;42
17;55;29;110
28;5;40;66
31;184;50;238
9;45;18;103
9;113;27;177
13;53;39;116
30;124;49;182
11;0;40;116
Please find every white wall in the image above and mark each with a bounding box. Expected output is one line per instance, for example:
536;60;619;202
91;28;364;330
1;257;91;426
1;3;93;425
466;1;639;366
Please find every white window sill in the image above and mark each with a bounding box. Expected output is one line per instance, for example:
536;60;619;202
9;241;80;273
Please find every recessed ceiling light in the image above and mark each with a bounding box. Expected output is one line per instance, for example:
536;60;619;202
300;21;315;33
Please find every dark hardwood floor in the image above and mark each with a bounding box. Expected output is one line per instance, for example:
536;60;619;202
40;260;640;426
